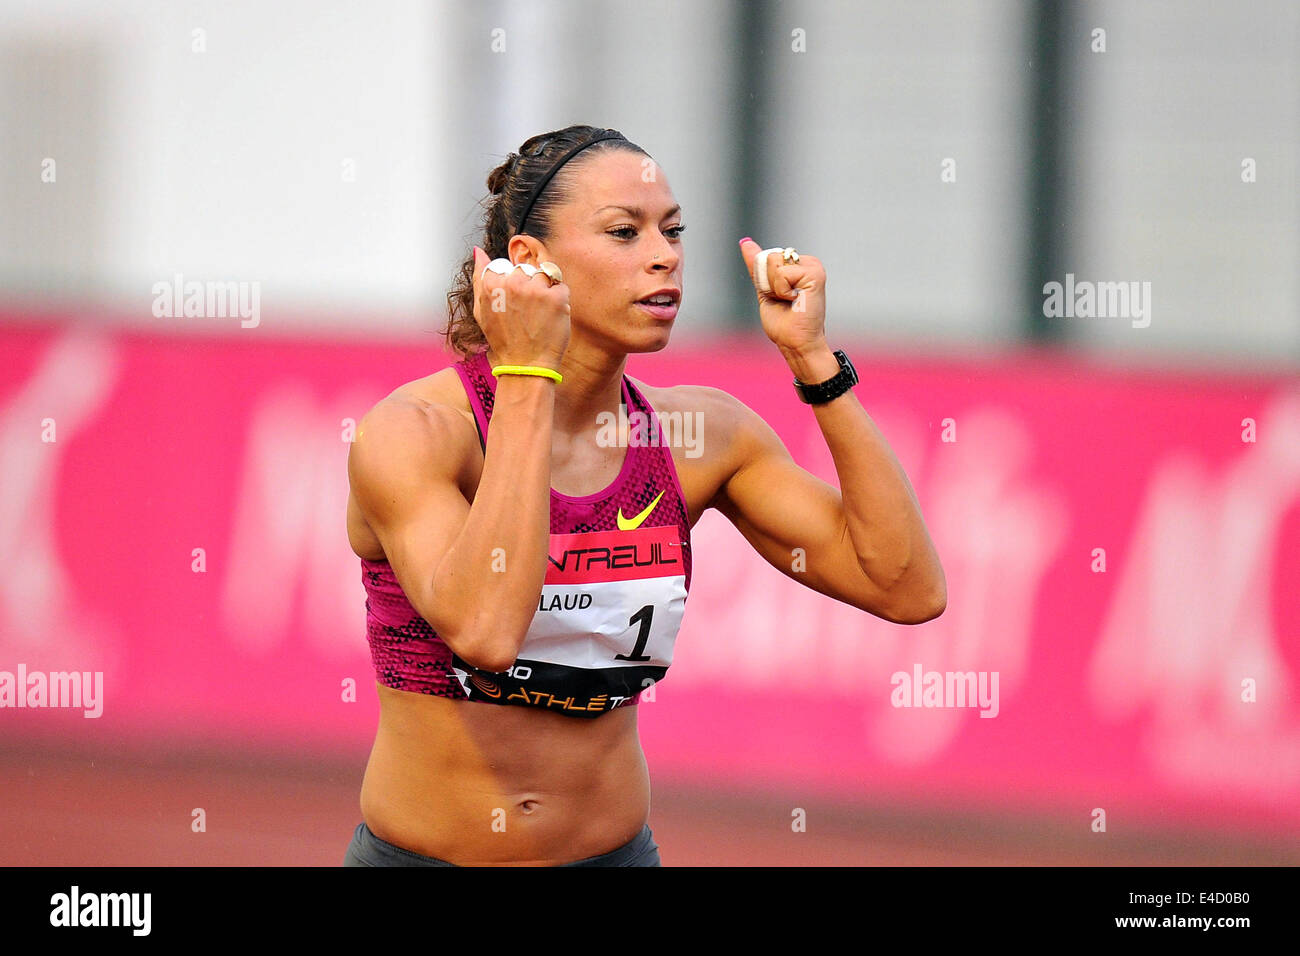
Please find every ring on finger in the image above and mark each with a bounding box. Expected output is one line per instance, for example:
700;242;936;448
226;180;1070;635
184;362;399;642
538;261;563;286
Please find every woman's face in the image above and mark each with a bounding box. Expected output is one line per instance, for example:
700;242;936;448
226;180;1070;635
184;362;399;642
511;149;684;355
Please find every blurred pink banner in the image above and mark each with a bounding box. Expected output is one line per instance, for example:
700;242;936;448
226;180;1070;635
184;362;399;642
2;319;1297;835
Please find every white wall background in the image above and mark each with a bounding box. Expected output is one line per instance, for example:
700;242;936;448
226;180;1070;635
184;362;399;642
1067;0;1300;366
0;0;1295;364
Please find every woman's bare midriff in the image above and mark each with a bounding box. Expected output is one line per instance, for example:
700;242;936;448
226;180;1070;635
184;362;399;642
359;683;650;865
350;366;717;866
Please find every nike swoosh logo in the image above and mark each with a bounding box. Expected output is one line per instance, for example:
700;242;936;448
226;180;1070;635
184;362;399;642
617;489;665;530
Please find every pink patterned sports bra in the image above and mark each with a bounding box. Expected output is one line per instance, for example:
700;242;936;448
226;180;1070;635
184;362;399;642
360;349;693;718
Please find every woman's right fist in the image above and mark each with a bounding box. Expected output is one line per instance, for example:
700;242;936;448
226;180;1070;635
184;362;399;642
471;246;571;370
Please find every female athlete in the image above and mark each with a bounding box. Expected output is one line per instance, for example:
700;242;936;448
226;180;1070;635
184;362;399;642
342;124;946;867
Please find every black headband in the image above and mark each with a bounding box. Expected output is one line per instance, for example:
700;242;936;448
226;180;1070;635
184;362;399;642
513;132;626;236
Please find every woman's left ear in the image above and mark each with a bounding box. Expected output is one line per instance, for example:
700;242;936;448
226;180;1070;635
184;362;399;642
508;235;547;267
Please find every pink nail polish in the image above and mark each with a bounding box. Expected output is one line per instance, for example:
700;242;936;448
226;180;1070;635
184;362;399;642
739;236;753;246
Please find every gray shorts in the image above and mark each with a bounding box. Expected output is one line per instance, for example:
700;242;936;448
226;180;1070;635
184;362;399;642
343;821;662;867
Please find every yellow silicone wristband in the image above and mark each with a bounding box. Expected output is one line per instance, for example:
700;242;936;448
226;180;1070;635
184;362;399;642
490;364;563;384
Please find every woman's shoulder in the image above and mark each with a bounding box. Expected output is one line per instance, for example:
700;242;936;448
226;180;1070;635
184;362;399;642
355;366;479;458
626;377;760;453
627;376;739;415
360;358;477;431
630;373;764;415
389;365;475;414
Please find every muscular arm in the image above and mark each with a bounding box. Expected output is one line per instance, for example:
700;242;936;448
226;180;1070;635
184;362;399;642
704;379;946;625
348;376;557;671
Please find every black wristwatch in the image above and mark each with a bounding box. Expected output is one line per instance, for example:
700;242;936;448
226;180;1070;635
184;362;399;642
792;349;858;404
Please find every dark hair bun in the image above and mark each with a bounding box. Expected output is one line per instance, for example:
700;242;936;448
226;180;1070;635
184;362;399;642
486;152;520;196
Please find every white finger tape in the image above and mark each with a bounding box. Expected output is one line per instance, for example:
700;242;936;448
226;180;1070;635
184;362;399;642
754;247;784;293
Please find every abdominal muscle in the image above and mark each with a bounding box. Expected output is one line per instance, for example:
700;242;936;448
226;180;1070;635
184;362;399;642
359;683;651;865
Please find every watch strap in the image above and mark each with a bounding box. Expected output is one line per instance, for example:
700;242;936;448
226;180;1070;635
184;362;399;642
792;349;858;404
